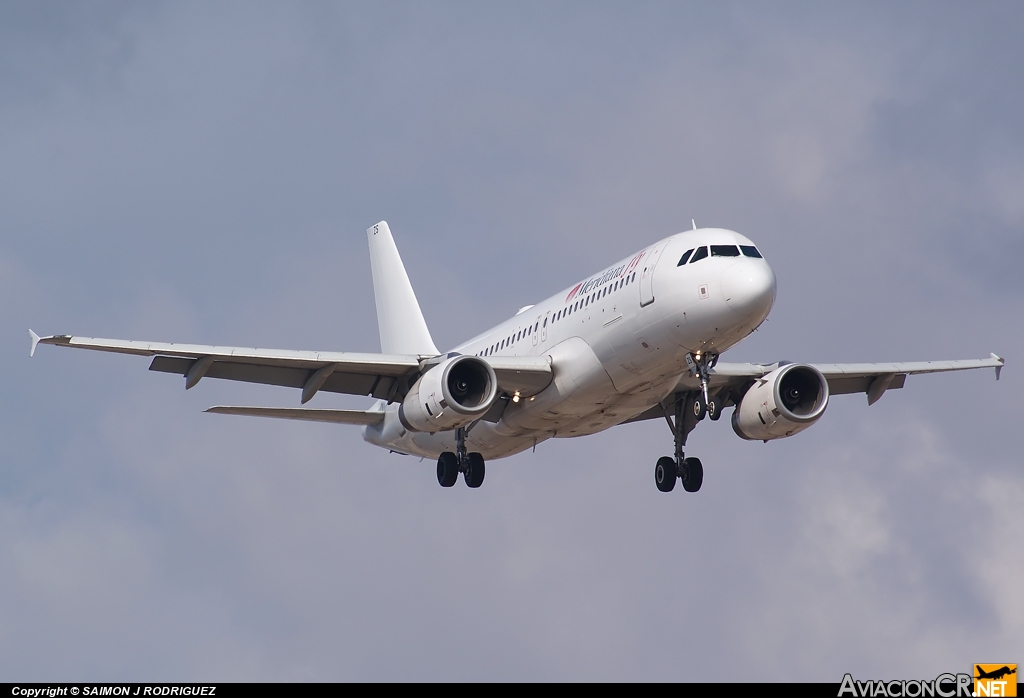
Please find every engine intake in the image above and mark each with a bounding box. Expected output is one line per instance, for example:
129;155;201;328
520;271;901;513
732;363;829;441
399;355;498;433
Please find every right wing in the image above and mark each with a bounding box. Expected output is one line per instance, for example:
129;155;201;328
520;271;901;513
29;331;553;404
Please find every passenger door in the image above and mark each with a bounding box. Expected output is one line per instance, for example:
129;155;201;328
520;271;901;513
639;244;666;307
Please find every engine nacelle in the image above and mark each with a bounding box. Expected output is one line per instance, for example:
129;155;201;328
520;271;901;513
732;363;829;441
398;355;498;433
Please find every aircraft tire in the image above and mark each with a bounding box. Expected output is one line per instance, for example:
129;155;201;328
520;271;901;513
465;452;485;488
692;397;707;421
681;457;703;493
708;400;720;421
437;452;459;487
655;456;677;492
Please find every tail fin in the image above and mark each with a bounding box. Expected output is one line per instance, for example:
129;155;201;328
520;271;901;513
367;221;439;356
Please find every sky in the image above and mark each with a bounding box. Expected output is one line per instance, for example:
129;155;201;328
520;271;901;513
1;1;1021;681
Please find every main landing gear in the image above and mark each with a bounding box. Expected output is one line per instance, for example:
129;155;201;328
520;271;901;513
655;393;704;493
655;352;717;494
437;425;486;488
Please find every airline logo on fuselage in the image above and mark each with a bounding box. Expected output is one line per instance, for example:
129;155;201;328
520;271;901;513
565;251;646;304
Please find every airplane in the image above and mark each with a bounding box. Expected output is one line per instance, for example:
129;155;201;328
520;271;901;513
29;221;1004;492
975;666;1016;681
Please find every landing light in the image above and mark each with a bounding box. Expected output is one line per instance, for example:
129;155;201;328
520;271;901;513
512;391;521;403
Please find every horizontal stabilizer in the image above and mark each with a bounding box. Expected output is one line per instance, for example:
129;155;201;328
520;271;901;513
205;406;385;426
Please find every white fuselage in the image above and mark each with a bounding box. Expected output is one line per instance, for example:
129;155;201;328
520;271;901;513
364;228;777;459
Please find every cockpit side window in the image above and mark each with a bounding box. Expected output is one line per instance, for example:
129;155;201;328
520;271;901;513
689;246;708;263
711;245;741;257
740;245;763;258
677;249;694;266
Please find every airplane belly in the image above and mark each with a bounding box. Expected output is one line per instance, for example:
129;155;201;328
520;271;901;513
496;336;616;434
379;425;542;461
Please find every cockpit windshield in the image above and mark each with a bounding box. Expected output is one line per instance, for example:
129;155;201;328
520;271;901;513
739;245;762;258
710;245;741;257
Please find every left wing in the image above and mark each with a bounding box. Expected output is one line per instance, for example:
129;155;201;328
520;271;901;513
29;331;552;403
626;354;1003;424
705;355;1004;404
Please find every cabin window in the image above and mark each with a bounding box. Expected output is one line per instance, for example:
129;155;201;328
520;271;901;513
711;245;741;257
740;245;762;258
689;247;708;263
543;318;547;328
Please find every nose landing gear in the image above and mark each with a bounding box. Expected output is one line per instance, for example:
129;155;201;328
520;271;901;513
685;351;720;420
437;424;487;488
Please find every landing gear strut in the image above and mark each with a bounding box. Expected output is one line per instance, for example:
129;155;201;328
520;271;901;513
685;351;719;419
437;424;486;488
654;387;708;494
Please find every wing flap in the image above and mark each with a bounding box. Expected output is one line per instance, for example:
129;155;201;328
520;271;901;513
827;373;907;396
149;356;400;399
205;406;385;425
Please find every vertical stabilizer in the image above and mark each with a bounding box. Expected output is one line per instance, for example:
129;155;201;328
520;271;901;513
367;221;440;356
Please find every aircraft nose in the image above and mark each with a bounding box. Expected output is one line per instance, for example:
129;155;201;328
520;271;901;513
722;260;776;317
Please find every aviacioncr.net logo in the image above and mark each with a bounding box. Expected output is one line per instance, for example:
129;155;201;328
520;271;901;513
974;664;1017;697
838;673;973;698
